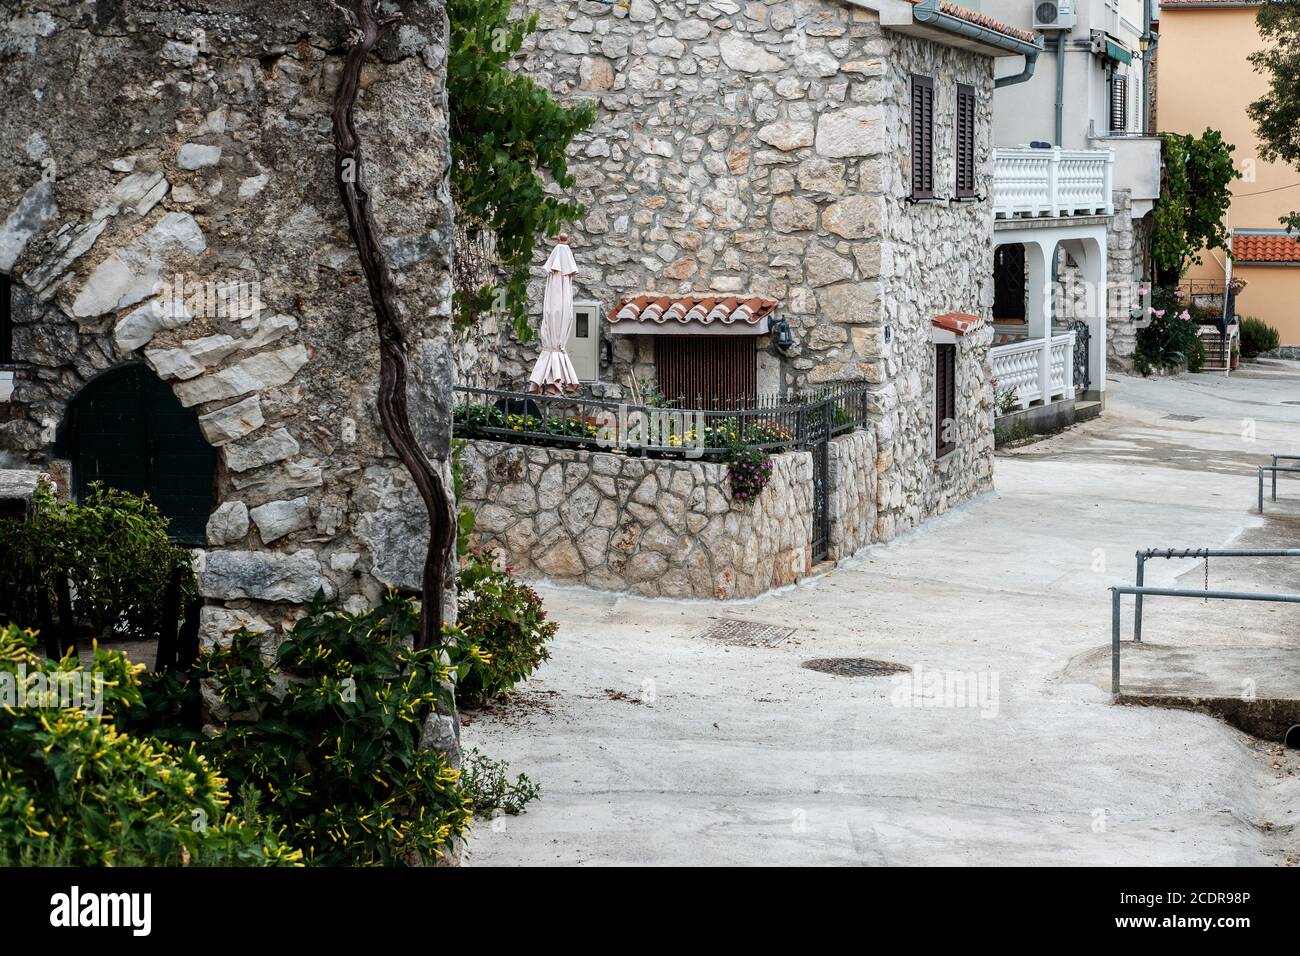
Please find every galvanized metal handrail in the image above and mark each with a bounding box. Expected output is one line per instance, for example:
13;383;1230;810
1257;456;1300;512
1110;584;1300;695
1132;547;1300;641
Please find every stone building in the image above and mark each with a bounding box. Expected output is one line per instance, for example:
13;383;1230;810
0;1;455;645
460;0;1043;542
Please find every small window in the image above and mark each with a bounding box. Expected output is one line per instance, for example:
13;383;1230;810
0;274;12;365
910;74;935;199
935;343;957;458
1109;74;1128;132
955;84;976;199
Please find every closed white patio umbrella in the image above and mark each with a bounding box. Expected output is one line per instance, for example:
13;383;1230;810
527;235;581;395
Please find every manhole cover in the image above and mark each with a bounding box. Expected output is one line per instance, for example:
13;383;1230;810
1164;414;1203;422
697;620;794;647
801;658;910;677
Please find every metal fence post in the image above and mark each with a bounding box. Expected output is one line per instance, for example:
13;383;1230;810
1260;466;1265;514
1272;455;1278;502
1133;552;1145;643
1111;588;1121;697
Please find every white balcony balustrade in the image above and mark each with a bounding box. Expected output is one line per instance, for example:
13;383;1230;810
992;147;1114;220
991;332;1076;412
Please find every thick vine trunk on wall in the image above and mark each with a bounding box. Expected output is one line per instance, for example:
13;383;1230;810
0;1;456;644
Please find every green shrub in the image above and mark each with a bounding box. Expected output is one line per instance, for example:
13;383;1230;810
460;748;541;817
1135;288;1206;375
198;592;473;866
454;551;555;707
0;624;299;867
0;482;195;645
1239;316;1280;358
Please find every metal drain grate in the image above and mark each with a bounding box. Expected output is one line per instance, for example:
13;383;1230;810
802;657;910;677
697;619;795;647
1164;414;1203;422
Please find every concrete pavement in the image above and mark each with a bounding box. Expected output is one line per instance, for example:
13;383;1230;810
463;361;1300;866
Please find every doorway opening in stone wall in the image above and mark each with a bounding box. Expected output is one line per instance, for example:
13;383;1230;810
53;363;216;546
654;336;756;409
993;243;1027;340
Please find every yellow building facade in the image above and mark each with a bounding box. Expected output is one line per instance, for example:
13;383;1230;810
1155;0;1300;343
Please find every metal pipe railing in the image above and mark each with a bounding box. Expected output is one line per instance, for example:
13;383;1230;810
1111;584;1300;695
1132;548;1300;642
1258;459;1300;512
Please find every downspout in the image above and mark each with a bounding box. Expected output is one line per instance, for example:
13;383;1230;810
1054;30;1066;146
1141;0;1158;135
913;0;1044;87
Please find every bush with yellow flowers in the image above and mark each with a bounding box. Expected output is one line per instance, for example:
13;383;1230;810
198;592;473;866
0;624;300;866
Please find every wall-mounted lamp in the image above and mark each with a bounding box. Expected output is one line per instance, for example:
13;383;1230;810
770;316;796;355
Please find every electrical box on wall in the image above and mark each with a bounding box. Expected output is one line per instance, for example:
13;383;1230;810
568;301;600;382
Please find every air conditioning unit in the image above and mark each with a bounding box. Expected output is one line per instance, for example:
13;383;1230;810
1033;0;1077;30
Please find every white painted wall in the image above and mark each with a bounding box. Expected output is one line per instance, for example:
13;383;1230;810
982;0;1149;149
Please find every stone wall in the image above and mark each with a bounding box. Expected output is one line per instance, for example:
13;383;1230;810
826;427;875;562
872;32;996;541
1104;191;1151;374
461;438;814;599
457;0;900;394
0;1;455;641
460;432;887;599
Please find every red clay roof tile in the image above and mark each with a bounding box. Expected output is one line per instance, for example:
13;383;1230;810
608;295;780;326
906;0;1039;45
1234;232;1300;264
933;312;982;336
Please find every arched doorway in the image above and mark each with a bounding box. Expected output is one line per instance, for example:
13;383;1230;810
54;364;215;545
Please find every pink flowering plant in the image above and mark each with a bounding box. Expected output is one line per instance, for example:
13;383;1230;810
727;445;775;501
1135;286;1206;375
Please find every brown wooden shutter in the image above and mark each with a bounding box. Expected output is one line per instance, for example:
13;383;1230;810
655;336;757;409
1109;75;1128;132
955;83;976;199
935;343;957;458
911;75;934;199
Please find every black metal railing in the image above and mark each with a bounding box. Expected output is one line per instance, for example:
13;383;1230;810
452;382;871;459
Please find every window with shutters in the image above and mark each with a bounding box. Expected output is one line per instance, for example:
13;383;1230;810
910;74;935;200
934;343;957;458
955;83;976;200
1109;74;1128;132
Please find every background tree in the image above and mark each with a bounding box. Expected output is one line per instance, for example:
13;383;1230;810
1152;129;1240;287
1248;0;1300;232
448;0;596;340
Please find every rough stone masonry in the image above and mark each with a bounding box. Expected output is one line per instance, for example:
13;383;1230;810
458;0;997;544
0;1;456;644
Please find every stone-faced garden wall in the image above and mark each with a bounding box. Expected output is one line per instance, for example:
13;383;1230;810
460;438;814;599
0;1;455;644
826;427;875;562
461;427;880;599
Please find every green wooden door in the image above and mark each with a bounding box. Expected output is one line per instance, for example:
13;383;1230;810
56;365;215;545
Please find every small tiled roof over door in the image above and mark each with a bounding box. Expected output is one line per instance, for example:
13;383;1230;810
607;295;779;331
